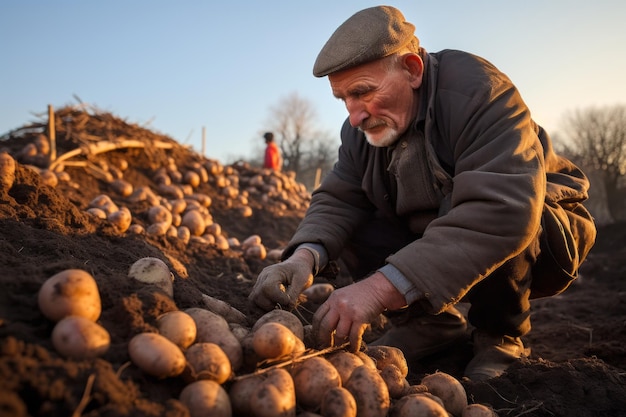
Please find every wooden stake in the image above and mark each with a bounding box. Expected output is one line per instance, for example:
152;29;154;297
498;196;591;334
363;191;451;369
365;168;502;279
48;105;57;165
314;167;322;189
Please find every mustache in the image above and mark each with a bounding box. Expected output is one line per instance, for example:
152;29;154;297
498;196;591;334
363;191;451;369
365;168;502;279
358;119;386;131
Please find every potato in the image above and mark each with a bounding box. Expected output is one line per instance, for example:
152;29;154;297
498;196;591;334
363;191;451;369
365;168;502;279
109;178;133;197
320;386;357;417
462;403;499;417
184;342;232;384
186;307;243;371
38;269;101;322
380;364;409;399
250;368;296;417
241;234;262;250
156;310;196;349
182;210;206;236
51;316;110;359
401;384;428;396
229;374;264;415
354;351;377;370
252;322;297;360
240;333;263;369
147;205;173;227
244;243;267;260
179;380;232;417
0;151;16;191
302;283;335;304
201;293;248;325
366;345;408;377
326;351;364;385
128;257;174;298
108;207;132;233
252;309;305;341
390;394;448;417
344;365;390;417
128;332;186;378
420;371;468;416
290;356;341;410
229;323;250;342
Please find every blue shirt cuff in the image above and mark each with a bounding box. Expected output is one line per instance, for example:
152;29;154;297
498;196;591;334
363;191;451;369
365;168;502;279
379;264;421;305
296;243;328;276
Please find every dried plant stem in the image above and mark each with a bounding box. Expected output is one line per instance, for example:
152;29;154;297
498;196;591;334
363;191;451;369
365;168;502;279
233;343;350;381
72;373;96;417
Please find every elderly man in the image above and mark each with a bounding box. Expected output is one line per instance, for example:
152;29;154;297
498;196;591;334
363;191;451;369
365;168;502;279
249;6;595;380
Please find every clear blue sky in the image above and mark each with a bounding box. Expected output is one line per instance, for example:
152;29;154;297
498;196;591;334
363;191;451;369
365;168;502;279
2;1;625;163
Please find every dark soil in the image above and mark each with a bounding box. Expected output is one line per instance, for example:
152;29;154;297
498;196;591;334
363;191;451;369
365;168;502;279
0;107;624;417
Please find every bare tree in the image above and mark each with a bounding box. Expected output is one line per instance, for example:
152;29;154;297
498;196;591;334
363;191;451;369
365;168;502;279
264;92;338;189
559;104;626;220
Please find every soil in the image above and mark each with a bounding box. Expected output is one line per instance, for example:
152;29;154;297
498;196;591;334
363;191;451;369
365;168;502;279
0;107;625;417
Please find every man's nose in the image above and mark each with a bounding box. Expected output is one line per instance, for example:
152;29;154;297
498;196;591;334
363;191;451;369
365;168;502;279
345;99;368;128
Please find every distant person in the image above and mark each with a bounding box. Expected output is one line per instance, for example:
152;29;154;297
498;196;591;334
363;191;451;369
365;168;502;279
249;5;597;381
263;132;282;171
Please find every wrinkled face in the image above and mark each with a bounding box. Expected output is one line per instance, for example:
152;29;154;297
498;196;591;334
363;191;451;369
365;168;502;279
329;54;423;147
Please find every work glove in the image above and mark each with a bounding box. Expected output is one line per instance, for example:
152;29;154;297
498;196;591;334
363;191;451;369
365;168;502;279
248;251;314;311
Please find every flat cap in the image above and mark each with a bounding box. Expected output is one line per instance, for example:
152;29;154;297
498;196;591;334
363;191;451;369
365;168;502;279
313;5;419;77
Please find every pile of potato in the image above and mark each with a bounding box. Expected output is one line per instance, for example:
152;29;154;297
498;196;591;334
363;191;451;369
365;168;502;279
6;139;309;259
37;259;499;417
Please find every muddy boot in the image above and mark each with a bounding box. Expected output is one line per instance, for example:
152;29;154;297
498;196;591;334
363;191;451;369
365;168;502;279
464;330;530;381
370;305;468;362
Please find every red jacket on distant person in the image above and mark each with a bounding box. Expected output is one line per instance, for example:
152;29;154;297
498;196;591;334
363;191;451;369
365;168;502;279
264;139;282;171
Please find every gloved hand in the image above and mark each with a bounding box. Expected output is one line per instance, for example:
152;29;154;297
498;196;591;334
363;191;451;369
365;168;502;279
248;249;315;311
312;271;407;352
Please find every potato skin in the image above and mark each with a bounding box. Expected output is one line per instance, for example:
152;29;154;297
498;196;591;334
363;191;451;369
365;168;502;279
366;345;408;377
252;309;305;341
184;342;232;384
290;356;341;410
462;403;499;417
344;365;390;417
326;351;364;385
186;307;243;371
421;371;468;416
320;386;357;417
128;332;186;378
252;322;297;360
157;310;197;349
51;316;110;359
251;368;296;417
390;394;448;417
179;380;232;417
38;269;102;322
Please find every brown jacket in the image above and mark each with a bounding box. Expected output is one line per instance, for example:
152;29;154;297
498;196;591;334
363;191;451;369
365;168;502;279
285;49;593;312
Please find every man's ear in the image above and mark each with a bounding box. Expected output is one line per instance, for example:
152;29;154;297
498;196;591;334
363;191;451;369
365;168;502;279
403;53;424;89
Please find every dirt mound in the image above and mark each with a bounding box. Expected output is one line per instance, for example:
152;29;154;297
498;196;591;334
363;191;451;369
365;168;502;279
1;106;625;417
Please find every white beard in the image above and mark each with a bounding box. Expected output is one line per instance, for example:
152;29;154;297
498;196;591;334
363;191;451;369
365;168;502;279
363;127;400;147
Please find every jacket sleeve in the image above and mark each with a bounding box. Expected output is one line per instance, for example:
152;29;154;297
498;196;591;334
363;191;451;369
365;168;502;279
282;120;376;260
387;52;546;313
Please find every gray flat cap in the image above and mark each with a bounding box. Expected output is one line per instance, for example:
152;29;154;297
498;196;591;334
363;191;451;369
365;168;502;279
313;6;419;77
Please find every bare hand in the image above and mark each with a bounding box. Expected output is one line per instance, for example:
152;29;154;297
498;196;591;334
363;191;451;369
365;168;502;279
312;272;406;352
248;250;314;311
